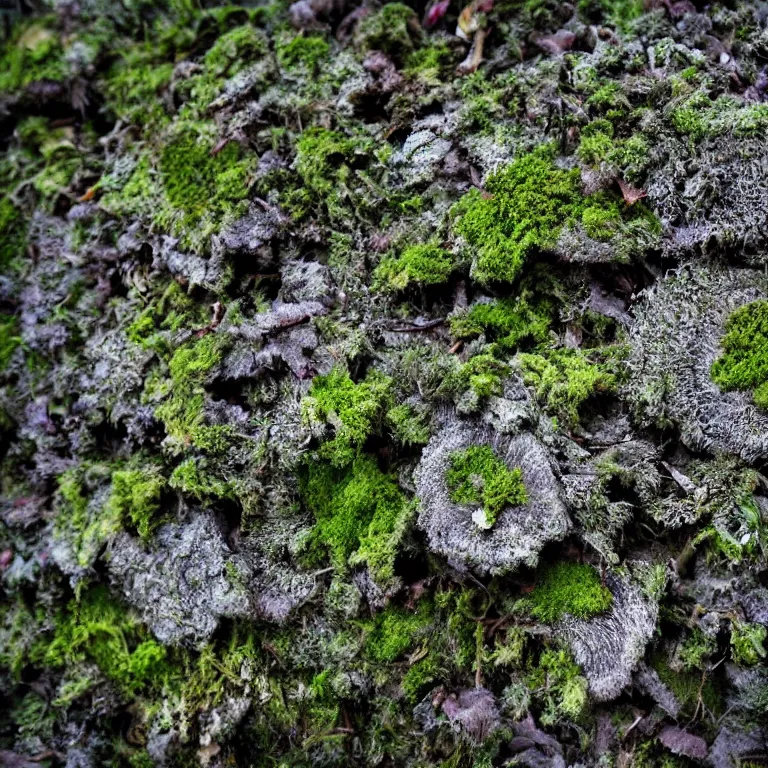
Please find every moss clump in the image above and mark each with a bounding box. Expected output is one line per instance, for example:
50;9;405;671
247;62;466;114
355;3;423;59
711;300;768;409
387;403;432;446
0;314;21;371
0;197;27;271
102;56;173;127
364;602;433;663
169;457;235;502
526;648;589;725
375;242;454;290
277;34;330;72
446;445;528;528
518;348;618;427
442;353;509;404
302;455;410;587
43;587;168;698
731;621;767;666
0;22;68;93
527;562;613;624
158;125;254;231
452;145;585;285
450;295;554;350
155;332;226;448
106;467;168;541
302;367;393;467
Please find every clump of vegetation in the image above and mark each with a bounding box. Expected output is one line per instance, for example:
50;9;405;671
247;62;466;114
518;348;619;427
301;455;410;587
452;145;586;284
441;353;509;407
711;300;768;409
731;621;767;666
446;445;528;528
106;467;168;541
43;587;169;698
0;314;21;371
0;22;68;92
302;367;393;467
527;562;613;623
276;33;330;72
155;332;226;449
355;3;423;59
364;602;433;663
450;294;554;350
0;197;27;271
387;402;432;446
525;647;589;725
375;242;454;290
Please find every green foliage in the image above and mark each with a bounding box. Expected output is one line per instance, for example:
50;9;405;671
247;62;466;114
102;57;173;127
55;466;122;569
302;455;410;587
375;242;454;290
452;145;585;284
518;347;618;427
731;621;767;666
277;34;330;72
0;196;27;271
711;300;768;409
442;353;509;403
527;562;612;623
303;367;393;467
387;403;432;446
446;445;528;528
355;3;423;58
403;41;453;82
364;602;433;663
678;628;717;670
44;586;169;698
0;313;21;371
526;647;589;725
169;457;235;502
155;332;225;448
449;295;554;350
106;467;167;541
0;21;68;93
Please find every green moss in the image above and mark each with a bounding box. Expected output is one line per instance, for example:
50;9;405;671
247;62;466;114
155;332;226;448
0;313;21;371
55;467;122;569
577;130;615;167
678;628;717;670
302;455;410;587
0;197;27;271
169;457;235;502
711;300;768;410
446;445;528;528
403;41;453;82
527;562;612;624
452;145;585;285
364;602;433;663
302;367;393;467
581;201;621;241
375;242;454;290
525;647;589;725
449;294;554;350
106;467;168;541
402;653;442;702
44;586;169;698
387;403;432;446
0;21;68;93
442;353;509;403
652;654;723;718
356;3;423;58
518;348;618;427
277;34;330;72
731;621;767;666
102;57;174;127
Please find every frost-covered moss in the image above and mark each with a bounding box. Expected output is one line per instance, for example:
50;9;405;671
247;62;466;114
446;445;528;528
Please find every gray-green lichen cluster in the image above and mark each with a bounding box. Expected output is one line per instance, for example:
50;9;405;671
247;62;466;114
1;0;768;766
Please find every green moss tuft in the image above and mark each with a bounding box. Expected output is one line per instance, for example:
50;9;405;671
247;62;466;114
526;648;589;725
302;367;393;467
106;467;168;541
0;21;68;93
452;145;584;285
0;197;28;271
518;347;619;427
731;621;767;666
375;242;454;290
356;3;423;58
302;455;410;587
277;34;330;72
527;562;613;623
0;313;22;371
387;403;432;446
364;602;433;663
446;445;528;528
711;300;768;409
